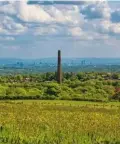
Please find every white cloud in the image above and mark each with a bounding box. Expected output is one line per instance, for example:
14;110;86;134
17;1;52;23
34;26;58;36
68;27;83;36
0;1;16;15
98;20;120;34
0;15;27;35
81;0;111;20
44;5;82;25
0;0;120;41
1;0;83;25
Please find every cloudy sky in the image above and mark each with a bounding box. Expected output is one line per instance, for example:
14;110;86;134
1;0;120;58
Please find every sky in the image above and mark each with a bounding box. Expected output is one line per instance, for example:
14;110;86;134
1;0;120;58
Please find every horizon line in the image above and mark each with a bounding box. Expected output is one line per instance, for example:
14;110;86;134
1;57;120;59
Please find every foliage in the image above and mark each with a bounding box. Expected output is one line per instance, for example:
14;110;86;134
0;72;119;101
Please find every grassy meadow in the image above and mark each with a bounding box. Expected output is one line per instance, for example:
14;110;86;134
0;100;120;144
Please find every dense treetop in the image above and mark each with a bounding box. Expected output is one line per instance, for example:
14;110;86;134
0;72;120;101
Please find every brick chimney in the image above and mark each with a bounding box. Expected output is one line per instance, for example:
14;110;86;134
57;50;62;84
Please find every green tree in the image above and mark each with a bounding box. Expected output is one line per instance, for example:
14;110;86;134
112;73;119;80
0;85;7;98
28;88;43;97
15;88;27;96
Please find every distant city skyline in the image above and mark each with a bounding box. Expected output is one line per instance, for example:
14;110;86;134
0;0;120;58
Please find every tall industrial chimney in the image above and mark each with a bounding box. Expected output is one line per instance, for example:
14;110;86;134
57;50;62;84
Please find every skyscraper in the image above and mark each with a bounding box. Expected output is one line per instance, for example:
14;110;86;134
57;50;62;84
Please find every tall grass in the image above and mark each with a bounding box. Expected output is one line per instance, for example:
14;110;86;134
0;101;120;144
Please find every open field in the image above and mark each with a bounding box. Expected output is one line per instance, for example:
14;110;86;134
0;100;120;144
1;100;120;109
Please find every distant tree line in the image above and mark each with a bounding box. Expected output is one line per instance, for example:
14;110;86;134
0;72;120;101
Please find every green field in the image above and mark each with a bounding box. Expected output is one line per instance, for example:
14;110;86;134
0;100;120;144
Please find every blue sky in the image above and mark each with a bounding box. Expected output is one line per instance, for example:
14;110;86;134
1;0;120;58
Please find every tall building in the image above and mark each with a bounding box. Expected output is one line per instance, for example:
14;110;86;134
57;50;62;84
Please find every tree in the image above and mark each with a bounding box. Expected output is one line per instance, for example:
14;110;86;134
0;85;7;98
45;83;61;97
112;73;119;80
15;88;27;96
45;72;55;81
15;75;23;82
77;72;85;80
28;88;43;98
